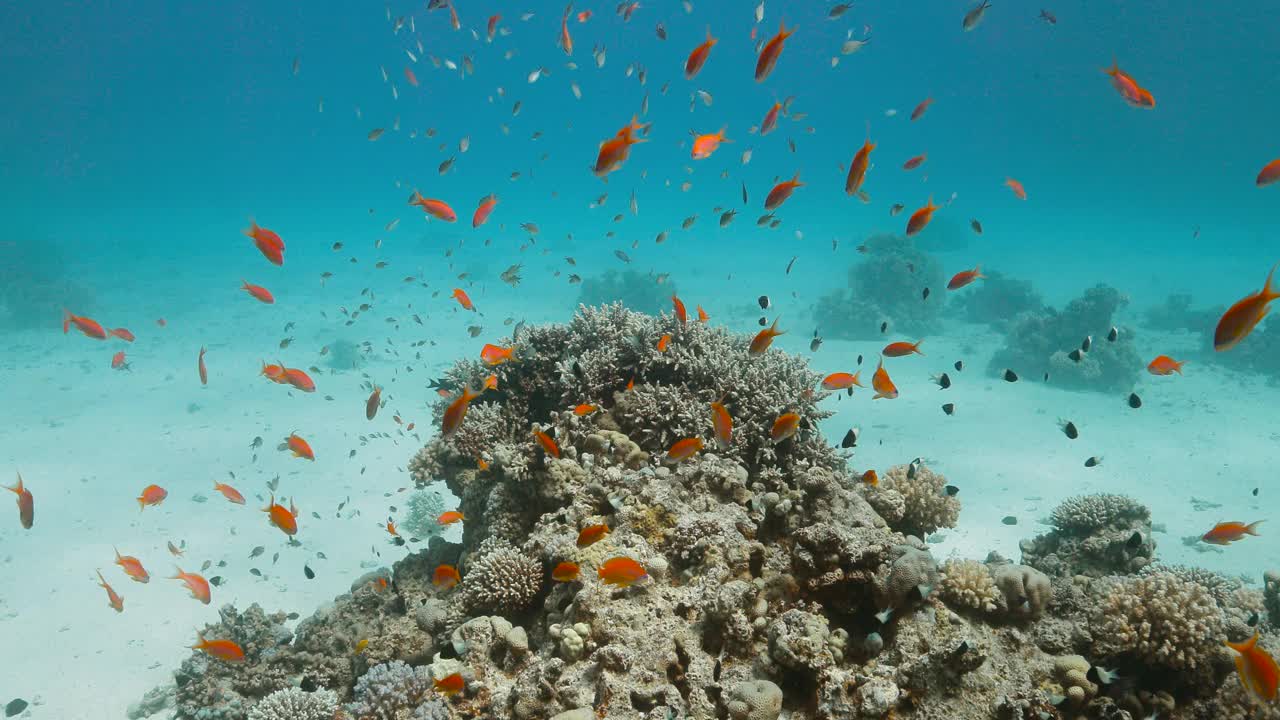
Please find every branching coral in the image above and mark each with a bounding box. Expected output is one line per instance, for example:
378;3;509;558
862;462;960;537
1049;493;1149;532
1023;494;1155;577
939;559;1000;613
460;540;543;615
347;661;434;720
1091;572;1224;672
812;233;945;339
247;687;338;720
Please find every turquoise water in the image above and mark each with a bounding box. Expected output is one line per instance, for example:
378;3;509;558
3;0;1280;716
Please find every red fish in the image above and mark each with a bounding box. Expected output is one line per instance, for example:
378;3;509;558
111;351;130;370
387;519;401;538
452;288;475;311
882;340;924;357
1147;355;1186;376
657;333;671;352
860;469;879;487
438;510;465;525
404;66;419;87
109;328;135;342
172;567;211;604
845;130;875;197
947;266;984;290
672;294;687;324
63;310;108;340
666;437;704;462
486;14;500;42
770;412;800;444
598;556;648;587
366;385;382;420
872;359;898;399
1215;263;1280;351
710;401;733;448
114;546;150;583
750;318;785;355
213;482;245;505
1257;159;1280;187
434;672;466;696
691;127;729;160
552;561;581;582
911;97;934;121
577;523;609;547
902;154;927;171
906;197;939;236
193;635;245;662
685;27;717;79
443;386;482;436
760;101;782;135
534;429;561;458
433;564;461;589
764;173;803;210
1102;60;1155;109
244;221;285;265
283;433;315;460
263;493;299;535
754;21;796;82
481;344;517;366
1226;633;1280;702
283;367;315;392
1202;520;1263;545
5;473;33;529
594;117;649;178
573;403;598;416
198;346;208;385
472;194;498;228
137;484;168;510
409;191;457;222
96;570;124;612
560;3;574;55
241;281;274;304
260;361;288;384
1005;177;1027;200
697;305;710;323
821;371;862;390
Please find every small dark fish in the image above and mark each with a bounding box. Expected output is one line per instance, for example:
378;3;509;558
250;436;263;449
758;295;771;310
1001;515;1018;526
1248;611;1261;627
741;181;748;204
922;287;930;301
941;402;955;416
841;428;859;448
880;321;888;334
279;337;294;349
758;316;768;326
932;373;951;389
1085;456;1102;468
1128;392;1142;409
1060;420;1078;439
1068;348;1084;363
954;360;964;372
829;2;853;17
1039;9;1056;25
681;215;697;229
943;485;960;496
250;568;262;577
1253;487;1260;496
962;0;992;31
786;256;798;274
655;21;667;39
1003;369;1018;382
1107;326;1119;342
890;203;905;216
720;210;737;227
1081;335;1092;353
467;326;483;337
856;354;863;365
6;699;29;718
614;249;631;263
810;334;823;351
209;575;224;586
249;546;265;558
970;218;983;234
1043;372;1050;382
1126;531;1143;549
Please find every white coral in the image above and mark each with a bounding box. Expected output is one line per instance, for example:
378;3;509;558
939;559;1000;613
248;687;338;720
1092;572;1224;670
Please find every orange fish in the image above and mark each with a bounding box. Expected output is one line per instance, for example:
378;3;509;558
710;401;733;449
1202;521;1263;545
4;473;32;529
241;280;274;304
906;197;939;236
172;567;211;604
483;374;499;391
486;13;500;42
1102;61;1155;109
476;457;490;470
534;429;561;458
385;519;400;537
244;221;285;265
685;27;717;78
672;294;687;324
552;561;581;582
283;367;316;392
283;433;315;461
213;482;245;504
760;101;783;136
771;412;800;444
438;510;465;525
434;672;466;696
95;569;124;613
366;385;382;420
598;556;648;587
198;346;208;386
573;403;599;416
137;484;168;510
657;333;672;352
560;3;574;55
577;523;609;547
594;118;648;178
1257;158;1280;187
860;469;878;487
910;97;934;121
111;351;129;370
845;132;875;197
1215;263;1280;351
433;564;461;589
764;173;803;210
750;318;785;355
902;154;927;171
404;66;419;87
114;546;150;583
697;305;710;323
1147;355;1186;376
260;360;288;384
1005;177;1027;200
109;327;135;342
947;266;984;290
192;634;245;662
472;194;499;228
577;9;592;22
63;309;108;340
1227;633;1280;702
691;127;729;160
263;493;299;536
820;371;863;391
481;343;517;366
882;340;924;357
452;288;475;311
409;191;457;222
754;21;795;82
442;385;482;437
872;359;898;400
666;437;704;462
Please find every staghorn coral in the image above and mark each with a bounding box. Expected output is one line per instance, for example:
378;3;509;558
1091;571;1224;674
863;462;960;537
346;661;434;720
812;233;946;339
247;687;338;720
576;269;675;314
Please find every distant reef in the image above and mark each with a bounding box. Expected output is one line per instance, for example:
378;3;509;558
0;239;93;331
576;269;674;315
137;305;1278;720
812;233;945;339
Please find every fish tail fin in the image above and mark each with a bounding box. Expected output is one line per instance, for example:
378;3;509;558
1247;520;1265;536
1263;262;1280;301
914;339;925;355
137;497;146;511
4;473;21;495
62;308;72;334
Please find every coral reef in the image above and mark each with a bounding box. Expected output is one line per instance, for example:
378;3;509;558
326;338;368;371
1143;292;1223;334
346;661;434;720
247;687;338;720
951;268;1045;331
403;486;448;540
0;239;94;331
812;233;945;339
1022;493;1156;577
576;269;674;314
861;461;961;538
987;284;1143;393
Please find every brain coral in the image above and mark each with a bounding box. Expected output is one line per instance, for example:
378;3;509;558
1091;571;1224;672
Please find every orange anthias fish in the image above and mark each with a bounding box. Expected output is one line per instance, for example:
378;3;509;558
1215;263;1280;351
771;412;800;444
385;519;400;537
534;429;561;458
882;340;924;357
193;634;245;662
1147;355;1186;376
1202;521;1263;545
241;280;275;304
1102;61;1155;109
902;153;927;171
63;310;109;340
749;318;785;355
657;333;672;352
486;14;500;42
283;367;316;392
366;385;382;420
137;484;168;510
263;494;299;536
283;433;315;461
109;327;135;342
433;564;462;589
697;305;710;323
573;403;599;416
764;173;803;210
442;385;482;437
599;556;648;587
114;546;150;583
671;294;687;324
452;288;475;311
95;570;124;612
1257;158;1280;187
172;567;212;604
472;194;499;228
261;361;288;384
860;469;879;487
947;266;984;290
481;343;517;366
872;359;899;400
6;472;34;529
754;21;796;82
760;101;782;135
910;97;934;121
710;401;733;449
198;346;208;385
244;221;285;265
438;510;465;526
845;135;875;196
559;3;574;55
552;561;581;582
684;27;717;79
906;197;939;236
577;523;609;547
821;371;862;391
594;116;649;178
434;672;466;696
691;128;729;160
1005;177;1027;200
409;190;458;222
1226;633;1280;702
666;437;704;462
212;481;245;504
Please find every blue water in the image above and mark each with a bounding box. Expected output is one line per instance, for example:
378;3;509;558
3;0;1280;716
